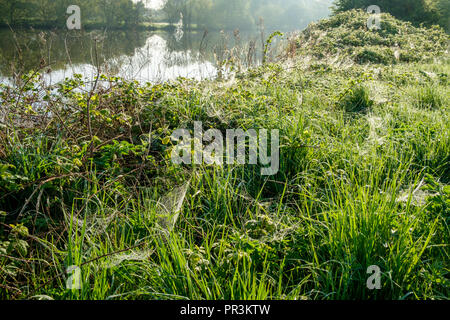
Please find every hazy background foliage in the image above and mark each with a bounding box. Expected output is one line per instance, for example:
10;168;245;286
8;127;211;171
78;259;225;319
0;0;332;30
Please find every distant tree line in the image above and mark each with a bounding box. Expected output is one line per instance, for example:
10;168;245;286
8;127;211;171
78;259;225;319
0;0;149;28
332;0;449;31
0;0;333;31
162;0;332;30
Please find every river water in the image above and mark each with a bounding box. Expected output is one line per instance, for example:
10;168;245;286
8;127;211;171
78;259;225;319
0;27;285;85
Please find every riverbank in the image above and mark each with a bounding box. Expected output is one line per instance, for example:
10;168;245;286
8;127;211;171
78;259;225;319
0;10;449;300
0;20;255;33
0;21;189;32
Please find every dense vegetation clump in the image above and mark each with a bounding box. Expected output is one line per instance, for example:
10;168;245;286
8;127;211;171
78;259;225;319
294;10;449;65
332;0;450;31
0;11;449;300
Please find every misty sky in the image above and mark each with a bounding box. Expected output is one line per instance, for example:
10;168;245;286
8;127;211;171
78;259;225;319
136;0;166;10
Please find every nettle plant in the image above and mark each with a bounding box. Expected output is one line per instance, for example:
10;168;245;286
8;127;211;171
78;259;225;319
0;223;29;279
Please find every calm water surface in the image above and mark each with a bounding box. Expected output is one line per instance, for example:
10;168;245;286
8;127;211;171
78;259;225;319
0;27;285;85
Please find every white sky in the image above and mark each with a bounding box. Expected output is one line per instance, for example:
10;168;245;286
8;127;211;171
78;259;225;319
134;0;166;10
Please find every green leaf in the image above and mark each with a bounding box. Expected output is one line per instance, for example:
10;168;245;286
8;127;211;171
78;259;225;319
162;136;171;145
13;239;29;256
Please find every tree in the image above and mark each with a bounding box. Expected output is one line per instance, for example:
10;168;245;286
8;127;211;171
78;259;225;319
0;0;35;25
33;0;57;24
132;1;147;26
191;0;214;28
163;0;186;25
437;0;450;31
